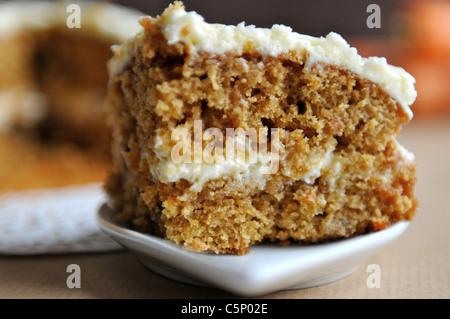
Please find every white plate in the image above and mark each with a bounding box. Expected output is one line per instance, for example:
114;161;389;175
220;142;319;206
97;204;409;296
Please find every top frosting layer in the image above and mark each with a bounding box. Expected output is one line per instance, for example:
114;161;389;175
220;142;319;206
0;1;143;41
155;2;416;119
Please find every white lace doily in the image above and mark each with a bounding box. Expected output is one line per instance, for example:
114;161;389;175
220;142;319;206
0;183;122;255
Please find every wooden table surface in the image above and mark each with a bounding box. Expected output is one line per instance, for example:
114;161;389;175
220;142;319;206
1;117;449;299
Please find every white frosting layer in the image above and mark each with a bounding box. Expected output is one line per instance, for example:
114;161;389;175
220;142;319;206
151;134;277;192
157;5;416;119
0;1;143;40
151;134;341;192
394;139;415;163
150;133;415;192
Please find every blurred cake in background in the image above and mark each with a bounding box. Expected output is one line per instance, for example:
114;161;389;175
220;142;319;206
0;1;143;190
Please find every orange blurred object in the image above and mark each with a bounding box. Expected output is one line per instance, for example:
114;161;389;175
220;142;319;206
402;57;450;118
404;0;450;59
401;0;450;118
350;0;450;119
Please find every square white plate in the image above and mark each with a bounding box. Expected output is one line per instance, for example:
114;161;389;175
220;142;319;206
97;204;409;296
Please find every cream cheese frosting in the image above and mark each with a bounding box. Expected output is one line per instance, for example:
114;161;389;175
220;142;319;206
151;134;278;192
151;133;340;192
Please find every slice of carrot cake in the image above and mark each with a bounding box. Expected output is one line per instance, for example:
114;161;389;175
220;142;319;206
104;2;418;254
0;1;142;190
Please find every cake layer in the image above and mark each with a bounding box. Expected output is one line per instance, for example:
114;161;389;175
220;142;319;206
111;2;416;119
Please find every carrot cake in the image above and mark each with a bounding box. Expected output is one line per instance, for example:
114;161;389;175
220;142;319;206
0;1;143;190
104;2;418;254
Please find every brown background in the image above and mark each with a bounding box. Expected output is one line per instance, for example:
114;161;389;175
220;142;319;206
114;0;397;38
